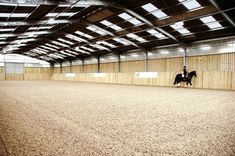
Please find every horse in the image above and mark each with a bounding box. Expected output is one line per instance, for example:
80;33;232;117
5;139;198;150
173;71;197;87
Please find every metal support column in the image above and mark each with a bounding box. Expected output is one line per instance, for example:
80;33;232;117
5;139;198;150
144;51;148;72
118;53;121;72
183;45;187;67
69;60;72;73
60;62;62;73
81;59;84;73
50;62;54;75
97;56;100;73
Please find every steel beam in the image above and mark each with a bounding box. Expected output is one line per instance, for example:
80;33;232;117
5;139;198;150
119;6;179;43
81;59;84;73
117;53;121;72
97;56;100;73
83;21;142;49
144;51;148;72
0;0;115;6
208;0;235;28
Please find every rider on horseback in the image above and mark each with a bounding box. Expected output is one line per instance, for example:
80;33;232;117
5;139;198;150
182;66;188;80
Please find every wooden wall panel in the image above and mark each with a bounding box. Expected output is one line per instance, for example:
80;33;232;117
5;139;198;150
0;67;5;80
53;67;61;74
51;70;235;90
100;62;119;73
84;64;98;73
5;74;24;80
120;61;144;72
40;67;52;74
44;53;235;90
166;57;183;72
148;59;166;72
72;65;81;73
188;55;221;72
62;66;70;73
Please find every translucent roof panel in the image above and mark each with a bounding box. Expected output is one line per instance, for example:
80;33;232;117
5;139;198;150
127;33;147;43
200;16;223;30
100;20;122;31
141;3;168;19
170;21;191;35
179;0;201;10
118;13;143;26
147;29;166;39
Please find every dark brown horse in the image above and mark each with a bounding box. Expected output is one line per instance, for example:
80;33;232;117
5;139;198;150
174;71;197;87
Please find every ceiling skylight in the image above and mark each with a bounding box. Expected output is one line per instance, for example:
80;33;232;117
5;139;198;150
170;21;191;35
0;28;15;32
200;16;223;30
86;26;106;35
51;41;69;47
80;46;95;52
178;0;201;10
90;44;110;51
65;34;88;43
100;20;122;31
58;38;74;45
0;13;29;18
65;50;78;55
49;53;64;59
60;51;76;57
96;41;116;48
74;47;91;54
147;29;166;39
127;33;147;43
41;45;56;51
45;43;60;49
0;41;7;44
113;38;131;45
24;31;51;36
118;13;143;26
46;12;76;17
141;3;168;19
75;31;94;39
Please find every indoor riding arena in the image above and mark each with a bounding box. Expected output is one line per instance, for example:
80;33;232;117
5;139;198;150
0;0;235;156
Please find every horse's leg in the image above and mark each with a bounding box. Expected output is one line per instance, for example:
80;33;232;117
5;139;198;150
185;81;188;87
190;81;193;87
177;80;180;87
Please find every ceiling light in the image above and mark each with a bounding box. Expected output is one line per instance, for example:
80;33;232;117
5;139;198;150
200;46;211;50
160;50;169;54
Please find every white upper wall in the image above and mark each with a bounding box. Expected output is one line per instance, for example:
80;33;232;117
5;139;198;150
0;54;50;67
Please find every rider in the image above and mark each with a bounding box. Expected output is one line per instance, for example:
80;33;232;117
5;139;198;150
182;66;188;80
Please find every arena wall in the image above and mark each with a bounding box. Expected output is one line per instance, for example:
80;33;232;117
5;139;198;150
51;53;235;90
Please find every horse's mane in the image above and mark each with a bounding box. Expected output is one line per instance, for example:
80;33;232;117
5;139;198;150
189;71;196;74
188;71;197;77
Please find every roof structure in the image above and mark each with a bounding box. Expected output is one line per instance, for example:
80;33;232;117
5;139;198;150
0;0;234;62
